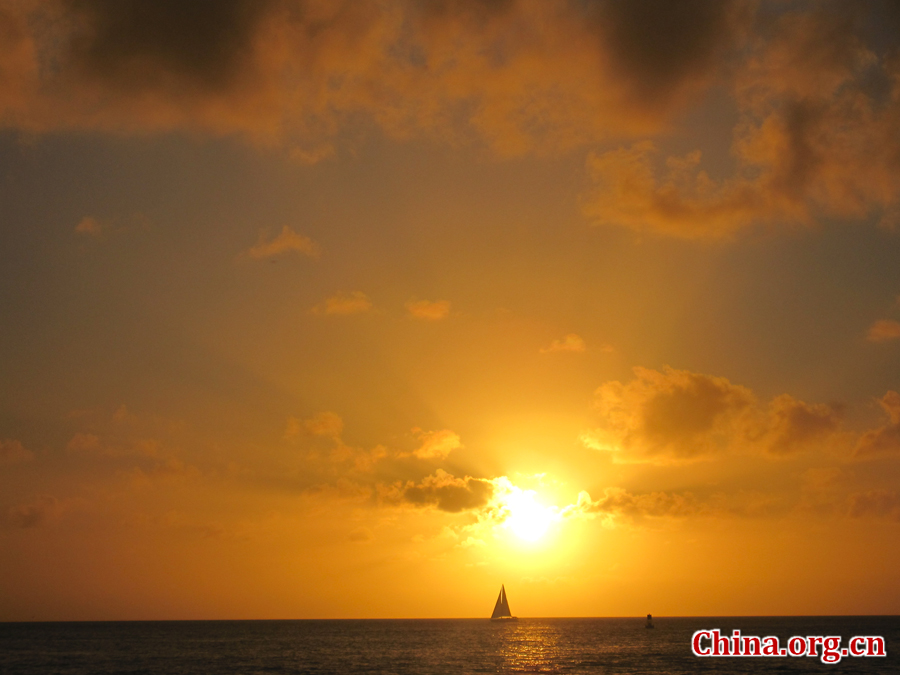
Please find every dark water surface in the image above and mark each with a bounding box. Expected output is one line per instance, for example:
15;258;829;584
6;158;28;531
1;616;897;674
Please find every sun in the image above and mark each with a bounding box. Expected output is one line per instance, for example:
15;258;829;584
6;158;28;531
502;489;557;542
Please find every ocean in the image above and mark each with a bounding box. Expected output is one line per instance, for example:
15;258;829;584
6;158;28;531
1;616;897;674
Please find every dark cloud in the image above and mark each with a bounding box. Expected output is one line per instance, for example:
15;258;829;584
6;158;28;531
383;470;494;512
65;0;275;92
584;367;845;462
854;391;900;458
571;487;702;519
347;526;374;543
567;486;790;522
583;2;900;238
589;0;741;106
5;495;60;528
2;0;899;239
0;0;388;141
763;395;843;456
414;0;516;23
847;489;900;520
583;366;756;462
0;439;34;464
0;0;749;150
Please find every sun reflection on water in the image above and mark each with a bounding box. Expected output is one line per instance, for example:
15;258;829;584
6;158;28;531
495;620;565;673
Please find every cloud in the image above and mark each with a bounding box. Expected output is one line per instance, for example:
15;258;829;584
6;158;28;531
867;319;900;343
0;0;749;154
65;432;103;455
67;0;274;90
582;366;843;463
0;439;34;464
352;444;388;472
348;526;374;543
285;411;344;440
112;404;139;424
0;0;283;139
127;510;245;541
380;0;748;155
582;4;900;238
457;535;486;549
380;469;494;513
854;391;900;458
60;418;196;482
405;299;450;320
127;457;199;486
582;141;766;239
5;0;899;246
762;394;844;456
409;428;461;459
5;495;61;529
284;411;391;471
540;333;586;353
74;216;102;235
563;486;788;523
565;487;702;520
847;489;900;521
311;291;373;315
247;226;319;259
587;0;743;110
583;366;756;463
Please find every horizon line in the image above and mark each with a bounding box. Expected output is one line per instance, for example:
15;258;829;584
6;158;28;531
3;614;898;624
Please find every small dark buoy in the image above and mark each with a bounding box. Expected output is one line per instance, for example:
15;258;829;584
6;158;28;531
645;613;654;629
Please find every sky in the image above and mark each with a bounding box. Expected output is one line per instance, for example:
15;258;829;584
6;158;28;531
2;0;900;621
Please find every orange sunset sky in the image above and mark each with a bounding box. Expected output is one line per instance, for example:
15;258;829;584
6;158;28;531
2;0;900;621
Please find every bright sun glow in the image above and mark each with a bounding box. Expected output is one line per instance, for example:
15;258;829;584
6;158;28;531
502;489;557;542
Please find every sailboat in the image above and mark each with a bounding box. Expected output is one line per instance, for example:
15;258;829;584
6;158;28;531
645;613;655;629
490;584;518;621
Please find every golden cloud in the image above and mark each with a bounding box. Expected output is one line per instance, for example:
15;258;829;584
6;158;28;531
285;411;393;471
763;394;844;457
405;299;450;320
247;226;319;259
582;5;900;238
65;432;103;455
409;428;461;459
56;408;197;484
854;391;900;458
583;366;756;462
348;526;374;543
867;319;900;343
311;291;373;315
582;366;844;463
74;216;102;236
286;411;344;440
540;333;586;354
127;457;199;487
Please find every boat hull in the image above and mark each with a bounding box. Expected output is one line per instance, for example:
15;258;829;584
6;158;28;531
490;616;518;622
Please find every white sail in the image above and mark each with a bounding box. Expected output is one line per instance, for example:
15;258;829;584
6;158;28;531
491;584;513;619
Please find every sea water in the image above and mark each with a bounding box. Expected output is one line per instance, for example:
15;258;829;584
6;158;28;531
1;616;897;674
